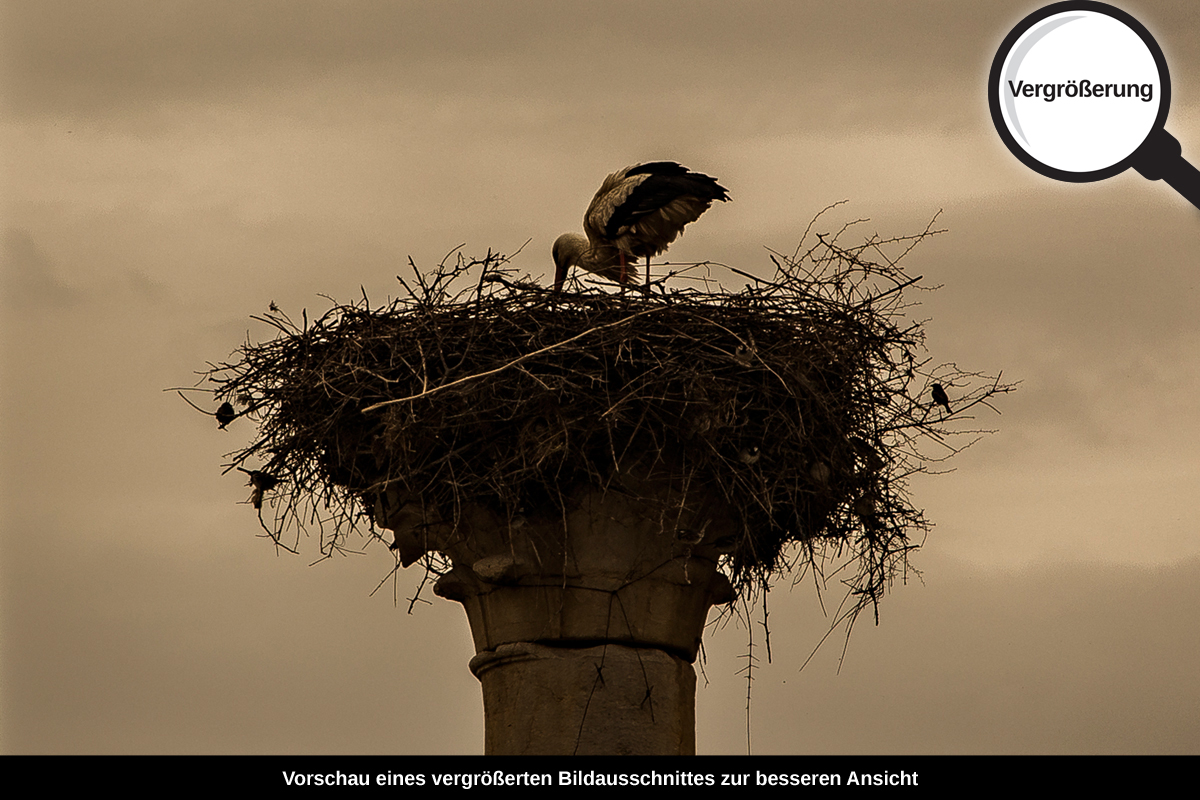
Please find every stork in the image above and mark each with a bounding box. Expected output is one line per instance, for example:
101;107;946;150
553;161;730;292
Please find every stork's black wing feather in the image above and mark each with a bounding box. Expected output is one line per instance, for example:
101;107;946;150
622;161;690;179
604;164;730;238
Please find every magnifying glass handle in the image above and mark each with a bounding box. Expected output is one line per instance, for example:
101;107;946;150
1132;129;1200;210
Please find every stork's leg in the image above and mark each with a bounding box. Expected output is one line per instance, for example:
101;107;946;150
645;256;651;287
619;252;627;294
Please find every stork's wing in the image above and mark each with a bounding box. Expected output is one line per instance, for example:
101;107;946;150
583;165;639;244
584;162;729;258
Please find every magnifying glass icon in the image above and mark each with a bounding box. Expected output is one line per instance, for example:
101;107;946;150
989;1;1200;209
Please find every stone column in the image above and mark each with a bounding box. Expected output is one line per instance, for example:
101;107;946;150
380;473;735;755
468;642;696;755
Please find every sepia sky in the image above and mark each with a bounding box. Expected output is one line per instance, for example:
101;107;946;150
3;1;1199;755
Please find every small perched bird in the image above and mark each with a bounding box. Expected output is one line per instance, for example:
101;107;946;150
852;493;877;519
674;526;707;546
553;161;730;292
931;383;952;414
733;342;756;366
852;491;881;531
849;436;886;472
215;402;236;429
238;467;279;510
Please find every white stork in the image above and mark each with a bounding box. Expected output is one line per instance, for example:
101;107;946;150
552;161;730;292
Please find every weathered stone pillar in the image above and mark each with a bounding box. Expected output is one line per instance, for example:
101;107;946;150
380;471;735;754
469;642;696;755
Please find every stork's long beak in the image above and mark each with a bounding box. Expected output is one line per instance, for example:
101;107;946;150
553;262;566;293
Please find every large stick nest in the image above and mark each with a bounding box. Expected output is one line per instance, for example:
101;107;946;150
198;211;1012;622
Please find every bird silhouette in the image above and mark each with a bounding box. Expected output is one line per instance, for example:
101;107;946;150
738;445;761;465
849;436;886;472
238;467;279;509
215;402;236;429
553;161;729;292
931;383;951;414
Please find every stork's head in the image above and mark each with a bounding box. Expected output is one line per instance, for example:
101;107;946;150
551;233;587;293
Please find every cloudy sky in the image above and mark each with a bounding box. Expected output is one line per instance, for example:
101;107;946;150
2;1;1198;755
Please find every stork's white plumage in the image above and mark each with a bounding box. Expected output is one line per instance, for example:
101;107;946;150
553;161;730;292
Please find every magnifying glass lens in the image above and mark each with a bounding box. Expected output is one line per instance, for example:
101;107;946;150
991;2;1199;208
997;10;1162;175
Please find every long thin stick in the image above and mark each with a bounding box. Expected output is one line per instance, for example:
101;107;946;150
361;306;663;412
